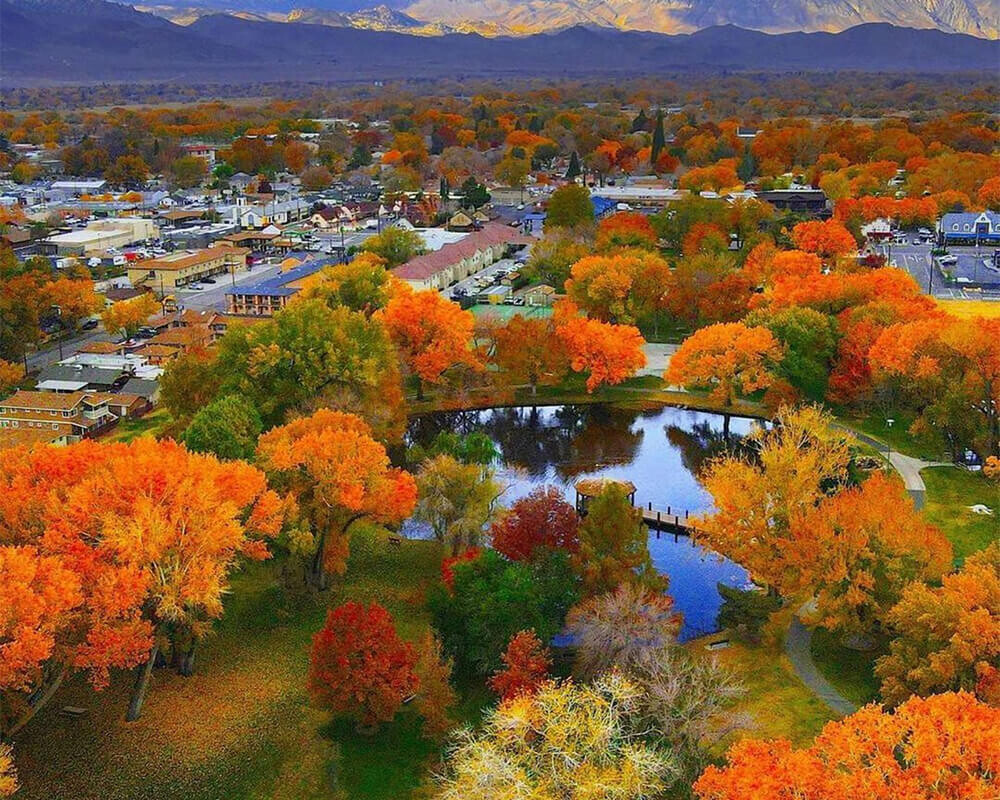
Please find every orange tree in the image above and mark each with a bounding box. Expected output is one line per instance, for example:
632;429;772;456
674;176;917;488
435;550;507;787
666;322;783;406
491;315;569;395
790;219;858;263
555;302;646;392
99;292;160;339
379;285;481;399
308;601;417;734
595;211;657;251
798;472;952;638
695;692;1000;800
695;406;851;595
256;409;417;586
875;543;999;706
565;250;671;326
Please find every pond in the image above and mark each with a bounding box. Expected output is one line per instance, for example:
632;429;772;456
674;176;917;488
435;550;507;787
407;403;760;641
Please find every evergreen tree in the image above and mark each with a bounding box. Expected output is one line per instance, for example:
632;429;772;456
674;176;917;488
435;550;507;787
651;110;666;165
565;150;582;181
440;176;450;202
738;145;757;183
631;108;649;133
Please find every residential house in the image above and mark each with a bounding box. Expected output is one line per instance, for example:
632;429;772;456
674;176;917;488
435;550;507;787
0;390;118;440
226;257;335;316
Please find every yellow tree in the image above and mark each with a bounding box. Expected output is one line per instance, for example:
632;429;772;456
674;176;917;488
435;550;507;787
666;322;783;406
256;409;417;585
434;673;677;800
100;293;160;339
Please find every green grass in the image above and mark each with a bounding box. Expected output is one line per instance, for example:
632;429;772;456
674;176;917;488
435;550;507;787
840;411;944;462
808;628;882;707
103;408;172;442
921;466;1000;565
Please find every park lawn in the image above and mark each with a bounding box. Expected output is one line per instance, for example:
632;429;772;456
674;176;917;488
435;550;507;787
935;298;1000;320
687;625;836;749
13;533;467;800
840;411;944;462
921;466;999;565
808;628;882;707
102;408;173;442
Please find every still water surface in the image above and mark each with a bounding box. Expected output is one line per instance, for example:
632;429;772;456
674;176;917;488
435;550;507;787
407;403;759;640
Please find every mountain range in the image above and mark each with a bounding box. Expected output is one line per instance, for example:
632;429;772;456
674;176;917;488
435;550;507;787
131;0;999;38
2;0;998;85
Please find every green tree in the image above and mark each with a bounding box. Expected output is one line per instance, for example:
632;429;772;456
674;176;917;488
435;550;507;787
360;227;425;268
428;549;579;676
574;483;662;596
459;177;490;210
745;306;839;400
651;109;666;165
182;394;263;461
159;349;221;421
715;584;782;643
546;184;594;229
170;155;209;188
737;146;757;183
104;154;149;188
565;150;582;181
214;299;400;432
631;108;649;133
413;454;500;556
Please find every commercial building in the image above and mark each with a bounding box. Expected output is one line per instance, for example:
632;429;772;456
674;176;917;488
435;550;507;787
938;211;1000;245
226;258;335;316
127;246;249;292
43;218;159;256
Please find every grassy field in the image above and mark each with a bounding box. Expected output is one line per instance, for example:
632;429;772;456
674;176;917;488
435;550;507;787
688;618;836;748
102;408;173;443
12;533;460;800
936;298;1000;319
921;466;999;565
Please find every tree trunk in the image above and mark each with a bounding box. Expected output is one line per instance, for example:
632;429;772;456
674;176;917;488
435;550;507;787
126;644;158;722
723;413;731;441
415;376;424;402
6;665;68;738
178;642;197;677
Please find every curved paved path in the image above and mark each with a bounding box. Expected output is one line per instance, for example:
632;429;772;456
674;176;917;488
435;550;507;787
785;611;859;716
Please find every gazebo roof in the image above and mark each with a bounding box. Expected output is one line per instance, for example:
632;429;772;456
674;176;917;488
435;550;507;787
574;478;637;498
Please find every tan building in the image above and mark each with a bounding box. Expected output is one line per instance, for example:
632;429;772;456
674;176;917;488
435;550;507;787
44;218;159;256
128;247;249;292
0;390;117;441
392;224;532;291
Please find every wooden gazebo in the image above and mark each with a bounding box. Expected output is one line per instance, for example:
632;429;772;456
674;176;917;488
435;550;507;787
574;478;637;516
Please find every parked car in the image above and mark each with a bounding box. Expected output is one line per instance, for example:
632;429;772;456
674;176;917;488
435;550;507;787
81;319;99;331
202;277;217;284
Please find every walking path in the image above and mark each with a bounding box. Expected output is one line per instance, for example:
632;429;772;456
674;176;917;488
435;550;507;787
785;607;859;717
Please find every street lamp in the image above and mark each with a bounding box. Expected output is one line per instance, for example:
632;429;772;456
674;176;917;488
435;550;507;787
886;418;895;462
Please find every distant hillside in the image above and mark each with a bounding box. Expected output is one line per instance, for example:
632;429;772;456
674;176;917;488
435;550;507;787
128;0;1000;39
2;0;998;85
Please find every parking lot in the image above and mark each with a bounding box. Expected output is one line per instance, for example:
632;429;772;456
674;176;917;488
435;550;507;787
875;236;994;300
449;258;526;306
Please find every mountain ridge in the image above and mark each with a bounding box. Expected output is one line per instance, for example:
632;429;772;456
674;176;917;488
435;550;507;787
3;0;998;85
126;0;999;38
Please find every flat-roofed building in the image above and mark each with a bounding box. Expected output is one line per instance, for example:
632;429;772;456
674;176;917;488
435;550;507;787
128;246;249;292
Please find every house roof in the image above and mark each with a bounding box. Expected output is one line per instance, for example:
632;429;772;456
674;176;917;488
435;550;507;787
121;378;159;399
78;340;126;355
228;257;336;299
1;390;90;411
37;364;125;387
140;247;245;272
0;426;73;449
392;224;532;281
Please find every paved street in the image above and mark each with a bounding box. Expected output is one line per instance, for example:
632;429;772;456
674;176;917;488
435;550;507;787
880;240;999;299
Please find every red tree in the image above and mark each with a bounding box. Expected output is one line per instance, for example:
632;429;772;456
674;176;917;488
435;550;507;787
490;486;579;561
308;601;417;733
441;547;481;590
488;630;552;700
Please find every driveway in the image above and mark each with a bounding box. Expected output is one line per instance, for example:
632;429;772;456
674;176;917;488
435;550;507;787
639;342;676;378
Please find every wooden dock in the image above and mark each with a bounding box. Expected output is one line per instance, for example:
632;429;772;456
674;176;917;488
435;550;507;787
638;503;696;536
